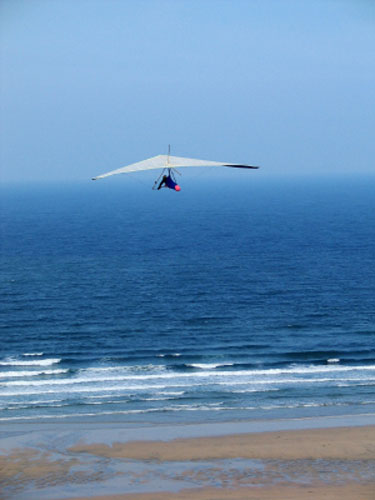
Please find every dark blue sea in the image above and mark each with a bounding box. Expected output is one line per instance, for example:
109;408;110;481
1;173;375;424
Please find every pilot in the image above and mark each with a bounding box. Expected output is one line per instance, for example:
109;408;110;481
157;174;181;191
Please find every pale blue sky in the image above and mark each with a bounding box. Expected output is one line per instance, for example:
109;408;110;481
1;0;374;182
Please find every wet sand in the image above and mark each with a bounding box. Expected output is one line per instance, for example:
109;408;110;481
1;421;374;499
68;425;375;461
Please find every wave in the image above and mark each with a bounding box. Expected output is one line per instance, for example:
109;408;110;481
188;363;234;369
1;401;375;423
0;369;68;378
214;377;375;386
156;391;185;396
3;363;374;387
232;388;280;393
0;358;61;367
3;399;133;411
0;383;174;397
157;353;181;358
0;403;226;421
2;376;374;398
0;407;185;421
84;362;374;379
83;364;166;374
5;403;68;410
4;400;375;423
6;398;63;405
23;352;44;357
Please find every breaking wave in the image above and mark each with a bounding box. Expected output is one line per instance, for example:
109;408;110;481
0;369;68;378
0;358;61;367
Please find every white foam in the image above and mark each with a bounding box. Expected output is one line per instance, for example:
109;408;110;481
327;358;340;363
143;396;171;401
2;364;374;388
0;358;61;367
0;369;68;378
19;399;63;405
215;377;371;386
232;388;279;393
23;352;44;357
83;364;166;374
83;366;129;373
5;403;68;410
189;363;234;369
157;353;181;357
0;383;174;397
240;364;375;376
1;402;375;422
156;391;185;396
85;394;120;400
83;400;126;406
2;374;373;398
0;407;181;421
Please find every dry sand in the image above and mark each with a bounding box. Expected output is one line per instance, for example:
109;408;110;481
68;483;375;500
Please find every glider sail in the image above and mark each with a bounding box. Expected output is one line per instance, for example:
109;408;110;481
92;154;259;180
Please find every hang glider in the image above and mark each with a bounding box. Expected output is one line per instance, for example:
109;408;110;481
92;151;259;191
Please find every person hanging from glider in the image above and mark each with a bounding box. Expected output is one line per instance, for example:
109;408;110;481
92;146;259;190
157;169;181;191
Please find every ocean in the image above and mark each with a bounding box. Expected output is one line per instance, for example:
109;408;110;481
1;174;375;424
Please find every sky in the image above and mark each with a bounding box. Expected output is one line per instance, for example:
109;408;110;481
1;0;374;183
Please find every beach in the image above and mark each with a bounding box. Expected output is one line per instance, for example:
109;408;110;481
1;416;374;499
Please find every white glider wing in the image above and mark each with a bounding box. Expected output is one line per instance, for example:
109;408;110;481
92;155;259;180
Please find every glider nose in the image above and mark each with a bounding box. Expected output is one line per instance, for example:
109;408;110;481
175;185;181;191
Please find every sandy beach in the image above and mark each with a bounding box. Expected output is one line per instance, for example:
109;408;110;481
1;418;374;500
68;483;375;500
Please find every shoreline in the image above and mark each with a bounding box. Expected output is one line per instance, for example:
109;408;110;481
1;414;374;499
1;411;374;448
